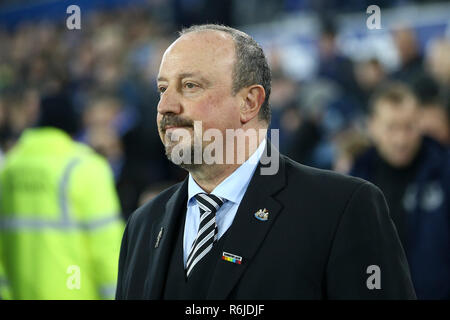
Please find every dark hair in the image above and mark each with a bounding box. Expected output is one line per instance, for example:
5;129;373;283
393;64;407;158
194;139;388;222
179;24;272;124
368;82;418;115
38;92;79;136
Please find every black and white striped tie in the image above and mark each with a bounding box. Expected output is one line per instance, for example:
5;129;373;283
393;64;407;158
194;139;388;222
185;193;225;278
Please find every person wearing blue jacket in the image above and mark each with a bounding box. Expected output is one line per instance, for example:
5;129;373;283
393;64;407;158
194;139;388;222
350;82;449;299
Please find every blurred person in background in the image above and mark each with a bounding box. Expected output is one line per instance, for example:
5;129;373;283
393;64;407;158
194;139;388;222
411;37;450;147
391;26;426;86
0;88;40;153
350;83;450;299
425;37;450;102
80;92;124;180
333;129;370;174
137;180;180;208
0;91;124;299
354;58;387;114
413;74;450;146
287;16;364;170
317;17;359;106
418;99;450;146
266;57;302;153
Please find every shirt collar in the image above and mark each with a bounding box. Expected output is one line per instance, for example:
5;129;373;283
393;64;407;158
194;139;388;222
188;139;266;206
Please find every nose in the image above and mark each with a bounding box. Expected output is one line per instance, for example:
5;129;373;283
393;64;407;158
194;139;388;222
157;87;182;115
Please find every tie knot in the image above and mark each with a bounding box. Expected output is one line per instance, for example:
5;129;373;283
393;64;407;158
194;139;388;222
194;193;225;213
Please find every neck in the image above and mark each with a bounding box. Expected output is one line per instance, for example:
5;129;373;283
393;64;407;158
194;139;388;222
190;164;240;193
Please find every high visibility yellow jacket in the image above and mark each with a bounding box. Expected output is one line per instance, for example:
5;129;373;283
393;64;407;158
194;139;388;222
0;127;125;299
0;259;11;299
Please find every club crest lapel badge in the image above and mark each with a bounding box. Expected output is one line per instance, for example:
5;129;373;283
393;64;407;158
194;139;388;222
254;208;269;221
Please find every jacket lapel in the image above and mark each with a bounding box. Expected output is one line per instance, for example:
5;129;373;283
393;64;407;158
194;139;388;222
207;142;287;299
144;178;188;299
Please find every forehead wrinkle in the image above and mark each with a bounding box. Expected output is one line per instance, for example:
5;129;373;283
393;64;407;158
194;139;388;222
157;72;212;86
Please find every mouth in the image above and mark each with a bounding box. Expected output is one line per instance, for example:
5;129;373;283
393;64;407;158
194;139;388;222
163;125;192;133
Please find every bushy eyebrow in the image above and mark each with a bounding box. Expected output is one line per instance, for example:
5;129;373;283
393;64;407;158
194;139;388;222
157;72;211;86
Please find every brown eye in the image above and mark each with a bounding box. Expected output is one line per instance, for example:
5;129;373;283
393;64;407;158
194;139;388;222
185;82;197;89
158;87;167;94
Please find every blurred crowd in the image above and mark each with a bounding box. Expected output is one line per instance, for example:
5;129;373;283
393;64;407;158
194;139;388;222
0;1;448;222
0;0;449;300
272;19;450;169
0;6;187;219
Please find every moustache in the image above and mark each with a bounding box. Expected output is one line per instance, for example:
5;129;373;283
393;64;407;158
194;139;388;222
159;115;194;132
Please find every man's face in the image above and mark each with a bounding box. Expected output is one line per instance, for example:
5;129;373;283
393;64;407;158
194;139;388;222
156;31;242;166
370;99;422;167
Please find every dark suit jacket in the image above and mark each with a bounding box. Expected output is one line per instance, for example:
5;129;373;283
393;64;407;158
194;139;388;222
116;145;416;299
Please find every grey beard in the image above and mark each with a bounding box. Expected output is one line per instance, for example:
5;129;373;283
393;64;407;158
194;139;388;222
164;143;202;170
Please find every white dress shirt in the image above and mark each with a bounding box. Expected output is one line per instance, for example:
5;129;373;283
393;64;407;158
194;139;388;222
183;139;266;266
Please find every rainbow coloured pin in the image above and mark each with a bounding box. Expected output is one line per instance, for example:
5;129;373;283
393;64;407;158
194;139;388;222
222;252;242;265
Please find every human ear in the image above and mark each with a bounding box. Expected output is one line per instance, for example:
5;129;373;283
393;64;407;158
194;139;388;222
239;85;265;124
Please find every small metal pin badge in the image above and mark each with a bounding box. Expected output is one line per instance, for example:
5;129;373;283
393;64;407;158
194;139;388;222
222;252;242;265
154;227;164;248
254;208;269;221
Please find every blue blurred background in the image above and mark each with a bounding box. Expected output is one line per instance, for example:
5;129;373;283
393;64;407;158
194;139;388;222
0;0;448;219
